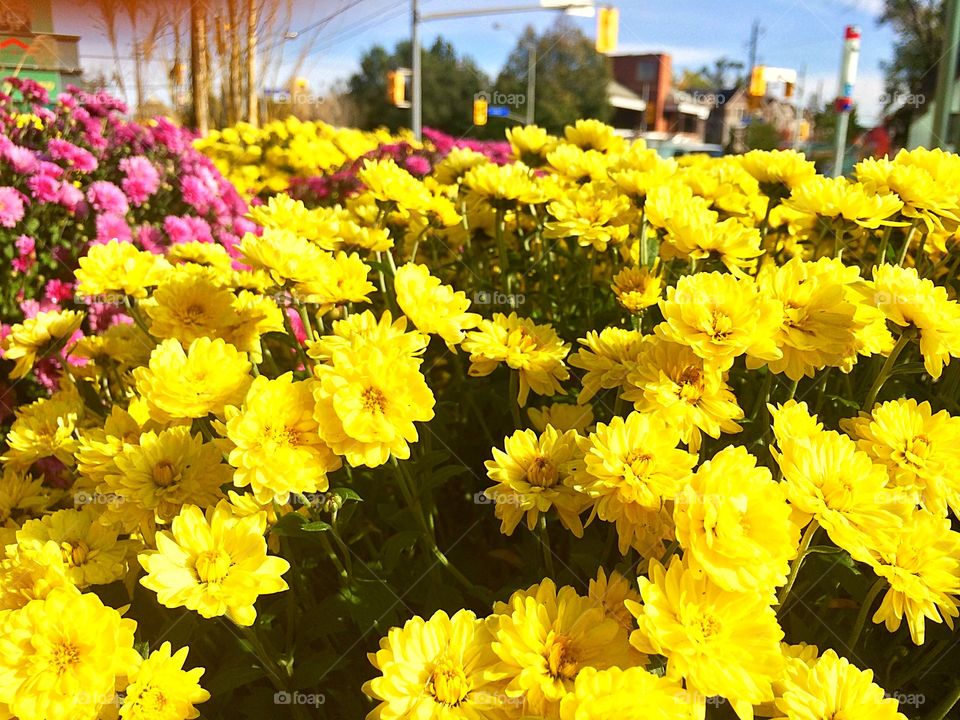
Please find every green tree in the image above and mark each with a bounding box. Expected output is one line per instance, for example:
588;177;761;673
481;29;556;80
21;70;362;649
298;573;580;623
877;1;944;142
493;18;611;135
745;121;781;150
680;57;745;91
348;38;489;134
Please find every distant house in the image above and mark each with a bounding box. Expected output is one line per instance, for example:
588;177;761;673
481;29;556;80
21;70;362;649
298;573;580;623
607;80;646;134
705;85;811;152
0;0;81;98
609;52;716;143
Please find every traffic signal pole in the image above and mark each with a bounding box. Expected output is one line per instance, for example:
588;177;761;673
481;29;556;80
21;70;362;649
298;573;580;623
412;0;422;139
832;26;860;177
932;0;960;148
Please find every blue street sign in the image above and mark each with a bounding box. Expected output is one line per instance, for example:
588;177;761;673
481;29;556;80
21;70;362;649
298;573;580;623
487;105;510;117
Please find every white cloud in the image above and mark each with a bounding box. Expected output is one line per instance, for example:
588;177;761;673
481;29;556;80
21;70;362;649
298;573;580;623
800;69;887;125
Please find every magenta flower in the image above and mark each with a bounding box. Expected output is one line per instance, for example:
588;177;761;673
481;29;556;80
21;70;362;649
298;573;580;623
44;279;74;304
58;182;84;212
48;138;98;172
0;137;37;173
12;235;35;274
26;173;61;203
0;186;26;227
95;212;132;243
87;180;129;215
119;155;160;206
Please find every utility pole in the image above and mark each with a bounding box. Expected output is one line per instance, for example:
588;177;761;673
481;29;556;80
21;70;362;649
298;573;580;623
526;42;536;125
932;0;960;148
246;0;258;126
793;64;806;149
411;0;422;139
747;19;761;76
832;26;860;177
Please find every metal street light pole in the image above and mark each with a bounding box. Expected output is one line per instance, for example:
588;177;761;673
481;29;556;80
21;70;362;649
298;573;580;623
412;0;423;139
526;42;536;125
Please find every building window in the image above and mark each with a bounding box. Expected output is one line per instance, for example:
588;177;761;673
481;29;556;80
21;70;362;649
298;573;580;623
635;62;657;83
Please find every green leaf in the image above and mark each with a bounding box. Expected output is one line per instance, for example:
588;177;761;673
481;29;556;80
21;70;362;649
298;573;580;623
300;520;333;533
330;487;363;503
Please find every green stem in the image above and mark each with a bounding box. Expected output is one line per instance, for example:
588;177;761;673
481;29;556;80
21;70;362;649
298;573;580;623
847;577;886;649
863;331;912;410
495;207;511;295
925;678;960;720
876;225;892;266
317;532;349;584
538;515;556;577
898;221;919;266
778;520;819;612
239;626;310;720
508;370;523;429
392;458;489;602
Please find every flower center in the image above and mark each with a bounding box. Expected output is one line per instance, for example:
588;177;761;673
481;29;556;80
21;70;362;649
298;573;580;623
195;549;231;583
691;612;722;644
129;686;168;716
545;636;578;680
361;386;387;414
152;459;179;488
528;455;558;487
184;303;206;322
63;540;90;567
709;310;733;341
676;366;704;405
624;449;653;477
428;660;469;706
51;640;81;675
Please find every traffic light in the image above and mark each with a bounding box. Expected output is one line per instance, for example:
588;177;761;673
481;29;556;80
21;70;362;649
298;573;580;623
387;70;406;107
473;96;488;126
749;66;766;97
784;81;795;98
596;7;619;54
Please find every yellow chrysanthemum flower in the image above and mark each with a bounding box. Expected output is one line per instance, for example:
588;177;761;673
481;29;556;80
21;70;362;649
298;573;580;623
139;501;290;626
773;649;907;720
312;345;435;467
462;162;544;208
16;507;136;588
574;412;694;554
564;119;626;154
145;267;240;344
238;227;328;286
623;337;744;452
75;240;171;299
307;309;427;363
784;176;905;231
558;665;691;720
543;181;631;251
627;556;784;720
611;265;663;314
773;429;906;563
293;250;376;310
869;263;960;379
753;257;864;380
102;426;230;536
587;567;642;631
866;510;960;645
842;398;960;519
463;313;570;407
568;327;646;404
484;425;586;537
739;149;817;196
675;445;800;593
657;271;783;370
506;125;557;167
363;609;504;719
225;373;341;504
358;158;430;211
527;402;594;434
3;393;81;470
133;337;252;421
1;309;84;379
0;467;55;528
489;578;641;718
0;539;73;610
0;587;140;720
393;263;480;349
119;641;210;720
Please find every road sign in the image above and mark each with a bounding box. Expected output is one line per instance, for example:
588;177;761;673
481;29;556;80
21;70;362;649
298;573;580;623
487;105;510;117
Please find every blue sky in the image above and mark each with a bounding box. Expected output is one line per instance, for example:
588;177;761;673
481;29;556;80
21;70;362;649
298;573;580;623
55;0;897;125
